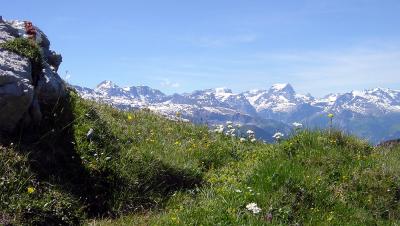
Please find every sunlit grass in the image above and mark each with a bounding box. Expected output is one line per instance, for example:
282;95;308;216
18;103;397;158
91;130;400;225
1;90;400;225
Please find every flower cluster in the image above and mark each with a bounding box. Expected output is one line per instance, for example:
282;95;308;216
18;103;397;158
246;130;256;142
24;21;37;40
214;121;242;137
214;124;224;134
225;121;236;137
246;202;262;214
213;122;257;143
272;132;284;142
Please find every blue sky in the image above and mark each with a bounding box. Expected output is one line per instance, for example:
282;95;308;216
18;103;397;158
3;0;400;96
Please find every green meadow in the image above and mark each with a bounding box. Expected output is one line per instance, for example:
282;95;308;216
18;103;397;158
1;90;400;225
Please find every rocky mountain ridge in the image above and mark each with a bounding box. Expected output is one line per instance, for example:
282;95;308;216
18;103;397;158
74;81;400;143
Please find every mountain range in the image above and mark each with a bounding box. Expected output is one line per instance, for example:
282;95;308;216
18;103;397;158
73;81;400;143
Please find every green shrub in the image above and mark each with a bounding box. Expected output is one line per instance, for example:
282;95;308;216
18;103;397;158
0;38;43;84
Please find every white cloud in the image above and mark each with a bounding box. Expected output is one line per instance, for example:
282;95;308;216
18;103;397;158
249;41;400;95
110;40;400;96
160;79;180;88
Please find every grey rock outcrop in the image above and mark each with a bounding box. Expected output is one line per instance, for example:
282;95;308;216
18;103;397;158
377;139;400;148
36;61;65;103
0;17;66;132
0;49;34;131
0;20;18;44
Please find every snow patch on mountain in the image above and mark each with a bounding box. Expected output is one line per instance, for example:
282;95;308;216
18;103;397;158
271;83;291;91
214;87;234;101
74;81;400;118
72;81;400;143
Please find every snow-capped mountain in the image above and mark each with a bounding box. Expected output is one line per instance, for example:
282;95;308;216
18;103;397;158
244;83;318;121
214;88;257;116
245;83;299;112
320;88;400;116
72;81;400;143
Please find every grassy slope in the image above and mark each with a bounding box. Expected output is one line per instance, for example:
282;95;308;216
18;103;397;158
94;131;400;225
1;91;400;225
0;90;256;225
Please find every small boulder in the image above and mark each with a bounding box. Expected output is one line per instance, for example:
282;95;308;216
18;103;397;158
86;128;94;140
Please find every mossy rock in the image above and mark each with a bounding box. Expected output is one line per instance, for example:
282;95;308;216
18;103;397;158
0;38;43;85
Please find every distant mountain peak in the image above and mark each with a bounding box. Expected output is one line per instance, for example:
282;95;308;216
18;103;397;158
247;89;263;94
271;83;292;91
96;80;117;89
215;87;232;93
73;81;400;144
268;83;295;96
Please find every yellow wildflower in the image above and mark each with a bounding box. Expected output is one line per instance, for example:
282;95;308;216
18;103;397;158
127;115;133;121
328;113;334;118
27;187;35;194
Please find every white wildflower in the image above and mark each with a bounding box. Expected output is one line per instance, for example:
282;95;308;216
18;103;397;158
246;130;254;135
246;129;256;140
246;202;262;214
240;138;246;142
223;126;237;137
292;122;303;129
214;125;224;133
226;121;233;125
250;138;256;143
272;132;284;141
